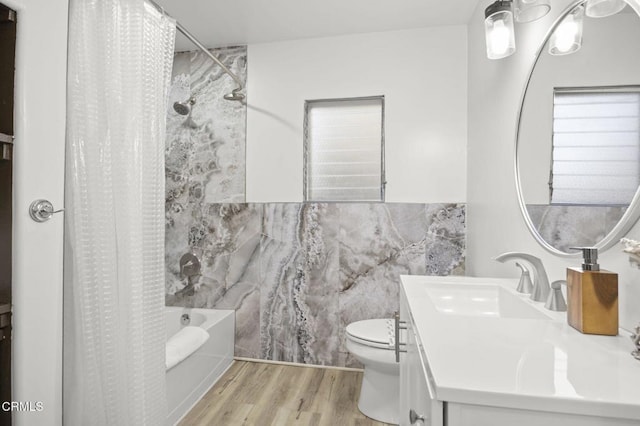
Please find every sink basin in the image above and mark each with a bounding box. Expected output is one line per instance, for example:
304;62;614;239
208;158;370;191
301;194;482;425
424;283;550;320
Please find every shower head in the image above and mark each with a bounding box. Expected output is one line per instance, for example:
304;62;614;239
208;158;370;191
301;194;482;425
173;97;196;115
223;88;245;102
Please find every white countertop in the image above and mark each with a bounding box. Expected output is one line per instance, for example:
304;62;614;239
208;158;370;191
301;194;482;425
400;275;640;421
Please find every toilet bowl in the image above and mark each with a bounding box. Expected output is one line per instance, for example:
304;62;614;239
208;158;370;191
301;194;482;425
346;319;399;424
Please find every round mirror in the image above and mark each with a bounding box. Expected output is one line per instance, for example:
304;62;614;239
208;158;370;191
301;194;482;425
516;0;640;255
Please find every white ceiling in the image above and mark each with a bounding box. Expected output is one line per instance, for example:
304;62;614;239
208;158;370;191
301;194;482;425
154;0;481;51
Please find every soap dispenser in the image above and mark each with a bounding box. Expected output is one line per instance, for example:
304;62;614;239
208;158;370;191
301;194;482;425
567;247;618;336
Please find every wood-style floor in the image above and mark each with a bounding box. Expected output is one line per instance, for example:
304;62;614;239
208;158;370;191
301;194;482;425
179;360;393;426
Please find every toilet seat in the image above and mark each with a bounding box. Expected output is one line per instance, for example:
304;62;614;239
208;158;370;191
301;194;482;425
346;319;394;350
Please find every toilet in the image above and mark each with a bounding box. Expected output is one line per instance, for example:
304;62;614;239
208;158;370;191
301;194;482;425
346;318;399;424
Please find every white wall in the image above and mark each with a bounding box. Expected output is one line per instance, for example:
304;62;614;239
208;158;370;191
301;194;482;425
467;0;640;331
246;26;467;203
6;0;67;424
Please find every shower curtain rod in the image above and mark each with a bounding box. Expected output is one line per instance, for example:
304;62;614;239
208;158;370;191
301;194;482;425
146;0;245;97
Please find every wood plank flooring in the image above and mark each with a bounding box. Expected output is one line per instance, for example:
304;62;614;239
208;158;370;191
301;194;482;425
179;360;393;426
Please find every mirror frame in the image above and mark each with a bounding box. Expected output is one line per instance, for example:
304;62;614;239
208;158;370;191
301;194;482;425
514;0;640;257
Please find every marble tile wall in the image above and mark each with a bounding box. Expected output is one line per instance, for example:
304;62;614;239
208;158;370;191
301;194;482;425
526;204;626;252
165;202;466;368
166;46;247;205
164;46;466;368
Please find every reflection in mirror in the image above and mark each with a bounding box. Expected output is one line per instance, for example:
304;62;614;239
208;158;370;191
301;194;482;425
549;5;584;55
551;87;640;205
517;1;640;254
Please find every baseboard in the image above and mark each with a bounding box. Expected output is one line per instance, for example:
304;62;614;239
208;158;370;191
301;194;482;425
233;356;364;372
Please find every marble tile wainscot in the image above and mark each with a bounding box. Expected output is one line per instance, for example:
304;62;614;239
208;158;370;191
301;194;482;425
165;202;466;369
525;204;626;253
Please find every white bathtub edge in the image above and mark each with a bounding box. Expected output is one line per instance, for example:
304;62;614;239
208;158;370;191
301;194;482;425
166;308;235;425
169;359;235;426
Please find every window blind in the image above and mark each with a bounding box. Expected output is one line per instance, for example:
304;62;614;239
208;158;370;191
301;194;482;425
305;97;384;202
551;89;640;205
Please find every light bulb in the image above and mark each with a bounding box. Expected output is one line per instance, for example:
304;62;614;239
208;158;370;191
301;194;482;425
549;5;584;56
555;19;578;53
490;20;510;55
484;1;516;59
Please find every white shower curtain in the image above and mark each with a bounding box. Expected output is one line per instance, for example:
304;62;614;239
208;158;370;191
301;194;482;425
64;0;175;424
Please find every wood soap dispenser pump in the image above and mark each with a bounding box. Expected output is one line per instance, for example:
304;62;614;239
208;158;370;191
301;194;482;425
567;247;618;336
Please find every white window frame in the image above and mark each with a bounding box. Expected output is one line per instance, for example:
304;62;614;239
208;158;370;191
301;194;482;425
303;95;386;202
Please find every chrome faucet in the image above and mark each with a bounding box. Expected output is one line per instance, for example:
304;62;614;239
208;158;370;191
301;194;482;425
180;252;201;278
493;252;551;302
181;260;195;276
515;262;534;294
177;252;201;297
544;280;567;312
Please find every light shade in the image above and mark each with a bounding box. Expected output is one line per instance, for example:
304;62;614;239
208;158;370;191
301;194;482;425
549;5;584;55
515;0;551;23
585;0;627;18
485;1;516;59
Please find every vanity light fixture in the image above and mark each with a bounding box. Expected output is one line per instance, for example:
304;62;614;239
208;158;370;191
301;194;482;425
485;0;550;60
485;1;517;59
585;0;627;18
514;0;551;23
549;5;585;55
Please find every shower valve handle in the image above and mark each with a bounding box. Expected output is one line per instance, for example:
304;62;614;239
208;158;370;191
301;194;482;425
29;199;64;222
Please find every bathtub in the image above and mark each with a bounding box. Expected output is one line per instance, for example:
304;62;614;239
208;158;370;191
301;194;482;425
165;307;235;425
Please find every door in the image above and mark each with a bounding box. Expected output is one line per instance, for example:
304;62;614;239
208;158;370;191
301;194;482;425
0;4;15;425
3;0;68;425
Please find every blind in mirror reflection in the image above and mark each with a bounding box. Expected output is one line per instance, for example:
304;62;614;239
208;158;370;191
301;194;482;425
551;88;640;205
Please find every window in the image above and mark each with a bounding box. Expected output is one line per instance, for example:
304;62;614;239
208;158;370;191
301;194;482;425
304;96;385;202
551;87;640;205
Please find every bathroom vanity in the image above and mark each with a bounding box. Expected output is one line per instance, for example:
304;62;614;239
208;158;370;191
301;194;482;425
398;275;640;426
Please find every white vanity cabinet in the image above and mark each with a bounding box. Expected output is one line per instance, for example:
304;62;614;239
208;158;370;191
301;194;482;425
444;403;640;426
399;275;640;426
399;292;443;426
